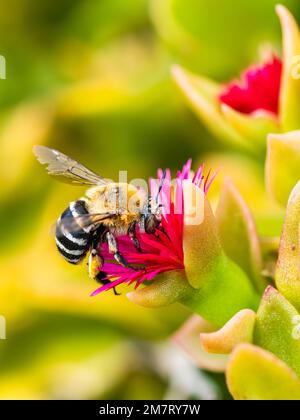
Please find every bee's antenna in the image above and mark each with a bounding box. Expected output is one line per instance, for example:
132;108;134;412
156;170;167;205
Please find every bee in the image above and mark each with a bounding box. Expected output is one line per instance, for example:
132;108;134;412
33;146;164;294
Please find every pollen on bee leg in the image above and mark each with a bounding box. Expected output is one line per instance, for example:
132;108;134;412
88;249;104;280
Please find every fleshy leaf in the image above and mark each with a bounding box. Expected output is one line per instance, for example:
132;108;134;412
266;131;300;206
172;315;228;372
221;105;279;150
171;65;249;150
200;309;256;355
227;343;300;400
277;5;300;131
216;178;266;293
254;286;300;377
275;181;300;309
127;270;190;308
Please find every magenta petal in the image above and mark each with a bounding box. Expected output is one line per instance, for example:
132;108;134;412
219;56;282;116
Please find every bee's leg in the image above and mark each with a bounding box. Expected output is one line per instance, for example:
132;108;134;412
106;231;129;267
156;225;170;239
88;248;120;296
128;221;142;253
95;271;121;296
106;231;139;271
88;248;104;280
91;226;107;251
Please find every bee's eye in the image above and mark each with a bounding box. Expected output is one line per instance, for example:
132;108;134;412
136;200;140;207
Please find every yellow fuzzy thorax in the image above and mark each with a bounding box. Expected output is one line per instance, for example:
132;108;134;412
85;183;147;228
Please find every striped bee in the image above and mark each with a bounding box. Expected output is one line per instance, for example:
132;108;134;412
33;146;164;294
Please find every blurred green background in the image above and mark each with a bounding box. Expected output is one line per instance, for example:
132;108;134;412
0;0;298;399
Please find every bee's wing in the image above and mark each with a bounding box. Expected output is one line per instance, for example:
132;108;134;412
33;145;108;186
53;213;114;235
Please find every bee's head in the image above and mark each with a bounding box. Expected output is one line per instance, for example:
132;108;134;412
144;213;161;234
140;195;163;234
141;170;166;233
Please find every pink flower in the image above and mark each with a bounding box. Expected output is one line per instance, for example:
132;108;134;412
91;160;218;295
219;56;282;116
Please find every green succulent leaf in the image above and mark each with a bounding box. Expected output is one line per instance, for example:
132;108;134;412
171;64;282;154
127;270;190;308
216;178;266;293
221;105;278;151
266;131;300;206
277;5;300;131
200;309;256;355
254;286;300;377
171;65;248;150
227;343;300;400
275;181;300;309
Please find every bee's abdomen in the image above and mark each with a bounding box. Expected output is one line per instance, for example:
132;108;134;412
55;200;90;264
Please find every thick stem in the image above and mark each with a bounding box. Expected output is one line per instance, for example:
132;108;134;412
180;252;259;328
